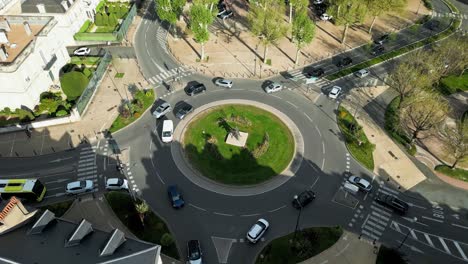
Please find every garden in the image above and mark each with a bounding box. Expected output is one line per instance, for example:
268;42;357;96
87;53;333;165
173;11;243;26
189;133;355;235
183;105;295;185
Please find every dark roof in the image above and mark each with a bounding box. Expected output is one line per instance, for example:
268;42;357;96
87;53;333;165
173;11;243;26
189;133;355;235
21;0;67;13
0;211;161;264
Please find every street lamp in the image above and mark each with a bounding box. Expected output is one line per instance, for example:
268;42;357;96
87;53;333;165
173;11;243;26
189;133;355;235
398;217;418;249
292;195;303;248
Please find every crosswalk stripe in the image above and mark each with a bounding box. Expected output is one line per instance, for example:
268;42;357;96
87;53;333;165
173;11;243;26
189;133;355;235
78;161;95;167
80;150;95;155
454;241;468;260
366;220;386;231
424;233;434;247
391;222;401;233
77;170;96;177
363;225;383;236
149;78;155;84
160;71;170;78
169;68;177;75
78;166;96;173
439;237;452;254
371;211;390;222
154;76;162;82
410;229;418;240
79;158;94;163
380;185;400;195
361;230;379;240
370;204;393;216
80;153;95;159
368;216;388;228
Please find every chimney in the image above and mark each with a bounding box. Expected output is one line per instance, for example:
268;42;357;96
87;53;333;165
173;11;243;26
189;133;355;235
0;31;8;44
61;0;69;10
23;22;32;36
0;45;7;62
36;4;46;13
67;0;74;6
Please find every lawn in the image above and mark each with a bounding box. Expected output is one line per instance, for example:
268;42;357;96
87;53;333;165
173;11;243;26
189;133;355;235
184;105;295;185
41;200;73;217
435;164;468;182
337;106;375;171
256;226;343;264
384;97;417;155
105;192;179;259
438;72;468;95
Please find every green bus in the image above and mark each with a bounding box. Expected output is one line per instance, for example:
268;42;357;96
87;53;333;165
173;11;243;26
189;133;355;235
0;179;47;202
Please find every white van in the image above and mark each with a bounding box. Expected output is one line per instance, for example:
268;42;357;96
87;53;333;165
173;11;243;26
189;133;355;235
161;120;174;143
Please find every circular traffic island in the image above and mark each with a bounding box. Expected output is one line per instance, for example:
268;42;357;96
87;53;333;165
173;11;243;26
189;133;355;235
183;104;295;185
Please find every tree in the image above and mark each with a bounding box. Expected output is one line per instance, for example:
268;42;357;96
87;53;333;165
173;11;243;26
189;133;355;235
60;71;88;100
248;0;287;63
189;1;214;60
288;0;308;23
399;91;450;142
160;233;174;246
292;10;315;65
155;0;186;34
432;34;468;78
95;12;103;26
366;0;406;34
328;0;367;44
439;119;468;169
135;200;149;226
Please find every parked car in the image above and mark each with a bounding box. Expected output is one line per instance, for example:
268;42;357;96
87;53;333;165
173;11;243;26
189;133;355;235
73;47;91;56
187;240;202;264
218;10;233;19
215;78;233;88
375;194;409;215
305;68;325;81
328;86;341;99
185;83;207;96
264;82;283;93
292;190;316;209
161;120;174;143
175;104;194;120
168;185;185;208
371;45;385;55
336;57;352;67
66;180;93;195
354;69;369;78
320;13;332;21
246;219;269;243
105;178;128;191
348;175;372;192
373;34;389;45
152;102;172;119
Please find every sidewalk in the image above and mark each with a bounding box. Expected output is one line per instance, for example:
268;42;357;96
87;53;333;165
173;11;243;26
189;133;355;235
299;231;378;264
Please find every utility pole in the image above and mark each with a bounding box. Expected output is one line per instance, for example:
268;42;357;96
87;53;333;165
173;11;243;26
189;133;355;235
292;195;303;249
398;217;417;249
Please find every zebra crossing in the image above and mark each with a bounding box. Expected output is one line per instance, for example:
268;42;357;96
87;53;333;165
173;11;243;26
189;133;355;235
360;199;393;241
287;68;332;88
390;221;468;262
156;26;168;54
77;146;98;188
147;66;194;85
433;11;468;20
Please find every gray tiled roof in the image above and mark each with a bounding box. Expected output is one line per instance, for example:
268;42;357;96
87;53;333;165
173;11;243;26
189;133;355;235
21;0;67;13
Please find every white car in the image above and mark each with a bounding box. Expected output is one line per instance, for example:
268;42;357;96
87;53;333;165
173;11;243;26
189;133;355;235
66;180;94;195
354;69;369;78
320;13;332;21
246;218;269;243
328;86;341;99
161;119;174;143
153;102;172;119
215;78;233;88
73;47;91;56
264;82;283;94
348;175;372;192
313;0;324;4
105;178;129;190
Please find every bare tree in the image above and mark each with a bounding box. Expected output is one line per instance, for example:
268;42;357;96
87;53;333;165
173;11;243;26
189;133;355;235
432;34;468;78
399;91;450;142
439;119;468;169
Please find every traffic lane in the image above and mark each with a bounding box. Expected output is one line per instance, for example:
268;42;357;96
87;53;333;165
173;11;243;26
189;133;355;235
0;148;80;170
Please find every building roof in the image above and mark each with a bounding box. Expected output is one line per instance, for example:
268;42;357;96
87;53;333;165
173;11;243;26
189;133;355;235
21;0;67;14
0;210;161;264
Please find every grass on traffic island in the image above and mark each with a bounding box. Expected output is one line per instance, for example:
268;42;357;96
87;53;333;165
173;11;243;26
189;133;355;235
184;105;295;185
109;89;155;133
256;226;343;264
337;106;375;171
105;191;180;259
435;164;468;182
438;72;468;95
41;200;74;217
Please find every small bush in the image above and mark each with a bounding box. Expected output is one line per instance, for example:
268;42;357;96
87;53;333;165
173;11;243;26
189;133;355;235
78;20;91;33
102;13;109;26
160;233;174;247
95;13;103;26
55;110;68;117
266;58;272;65
82;67;93;79
60;71;89;100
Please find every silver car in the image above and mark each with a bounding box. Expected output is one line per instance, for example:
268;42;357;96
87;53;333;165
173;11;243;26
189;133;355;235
348;175;372;192
73;47;90;56
105;178;128;190
354;69;369;78
328;86;341;99
215;78;233;88
264;82;283;94
153;102;172;119
247;218;269;243
66;180;94;195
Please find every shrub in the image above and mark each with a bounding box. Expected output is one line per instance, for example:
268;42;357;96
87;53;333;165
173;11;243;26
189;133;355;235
60;71;89;100
102;13;109;26
160;233;174;247
82;67;93;79
78;20;91;33
109;13;118;27
15;108;34;121
55;110;68;117
266;58;272;66
2;107;11;115
95;13;103;26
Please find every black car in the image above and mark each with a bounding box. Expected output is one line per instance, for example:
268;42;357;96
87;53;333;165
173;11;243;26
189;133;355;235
175;104;194;120
187;240;202;264
185;83;206;96
336;57;352;67
371;45;385;55
305;68;325;78
292;190;316;209
375;194;409;215
373;34;389;45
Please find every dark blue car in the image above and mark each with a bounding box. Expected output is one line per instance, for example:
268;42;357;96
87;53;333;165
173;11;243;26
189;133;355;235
168;185;185;208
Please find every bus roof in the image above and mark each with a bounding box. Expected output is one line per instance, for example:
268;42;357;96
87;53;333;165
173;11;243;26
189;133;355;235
0;179;36;193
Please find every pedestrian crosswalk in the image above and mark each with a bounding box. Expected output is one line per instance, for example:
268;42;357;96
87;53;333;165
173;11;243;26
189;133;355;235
390;221;468;262
156;26;168;54
77;146;98;189
433;12;468;20
147;66;194;85
360;199;393;241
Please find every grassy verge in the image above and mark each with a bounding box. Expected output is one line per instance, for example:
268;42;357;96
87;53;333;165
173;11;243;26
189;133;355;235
70;56;101;67
109;89;155;133
438;72;468;95
384;97;417;155
105;192;180;259
435;165;468;182
376;246;407;264
41;200;73;217
184;105;295;185
256;226;343;264
337;106;375;171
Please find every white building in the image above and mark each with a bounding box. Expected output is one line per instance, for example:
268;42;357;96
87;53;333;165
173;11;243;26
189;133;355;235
0;0;99;110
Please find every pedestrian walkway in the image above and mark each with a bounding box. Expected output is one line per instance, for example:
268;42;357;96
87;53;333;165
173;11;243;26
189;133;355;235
147;65;194;85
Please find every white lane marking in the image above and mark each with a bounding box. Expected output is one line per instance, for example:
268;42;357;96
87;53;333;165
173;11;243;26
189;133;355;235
189;203;207;212
410;229;418;240
391;222;401;233
452;223;468;230
240;213;261;217
422;216;444;223
214;212;233;217
361;230;379;241
322;142;325;154
439;237;451;254
408;202;427;210
286;100;298;108
321;158;325;170
304;113;313;122
424;233;434;247
268;205;286;213
315;125;322;137
454;241;468;260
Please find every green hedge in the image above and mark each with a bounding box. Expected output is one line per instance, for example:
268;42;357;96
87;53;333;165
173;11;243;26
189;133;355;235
70;56;101;66
73;32;118;41
439;72;468;95
78;20;91;33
